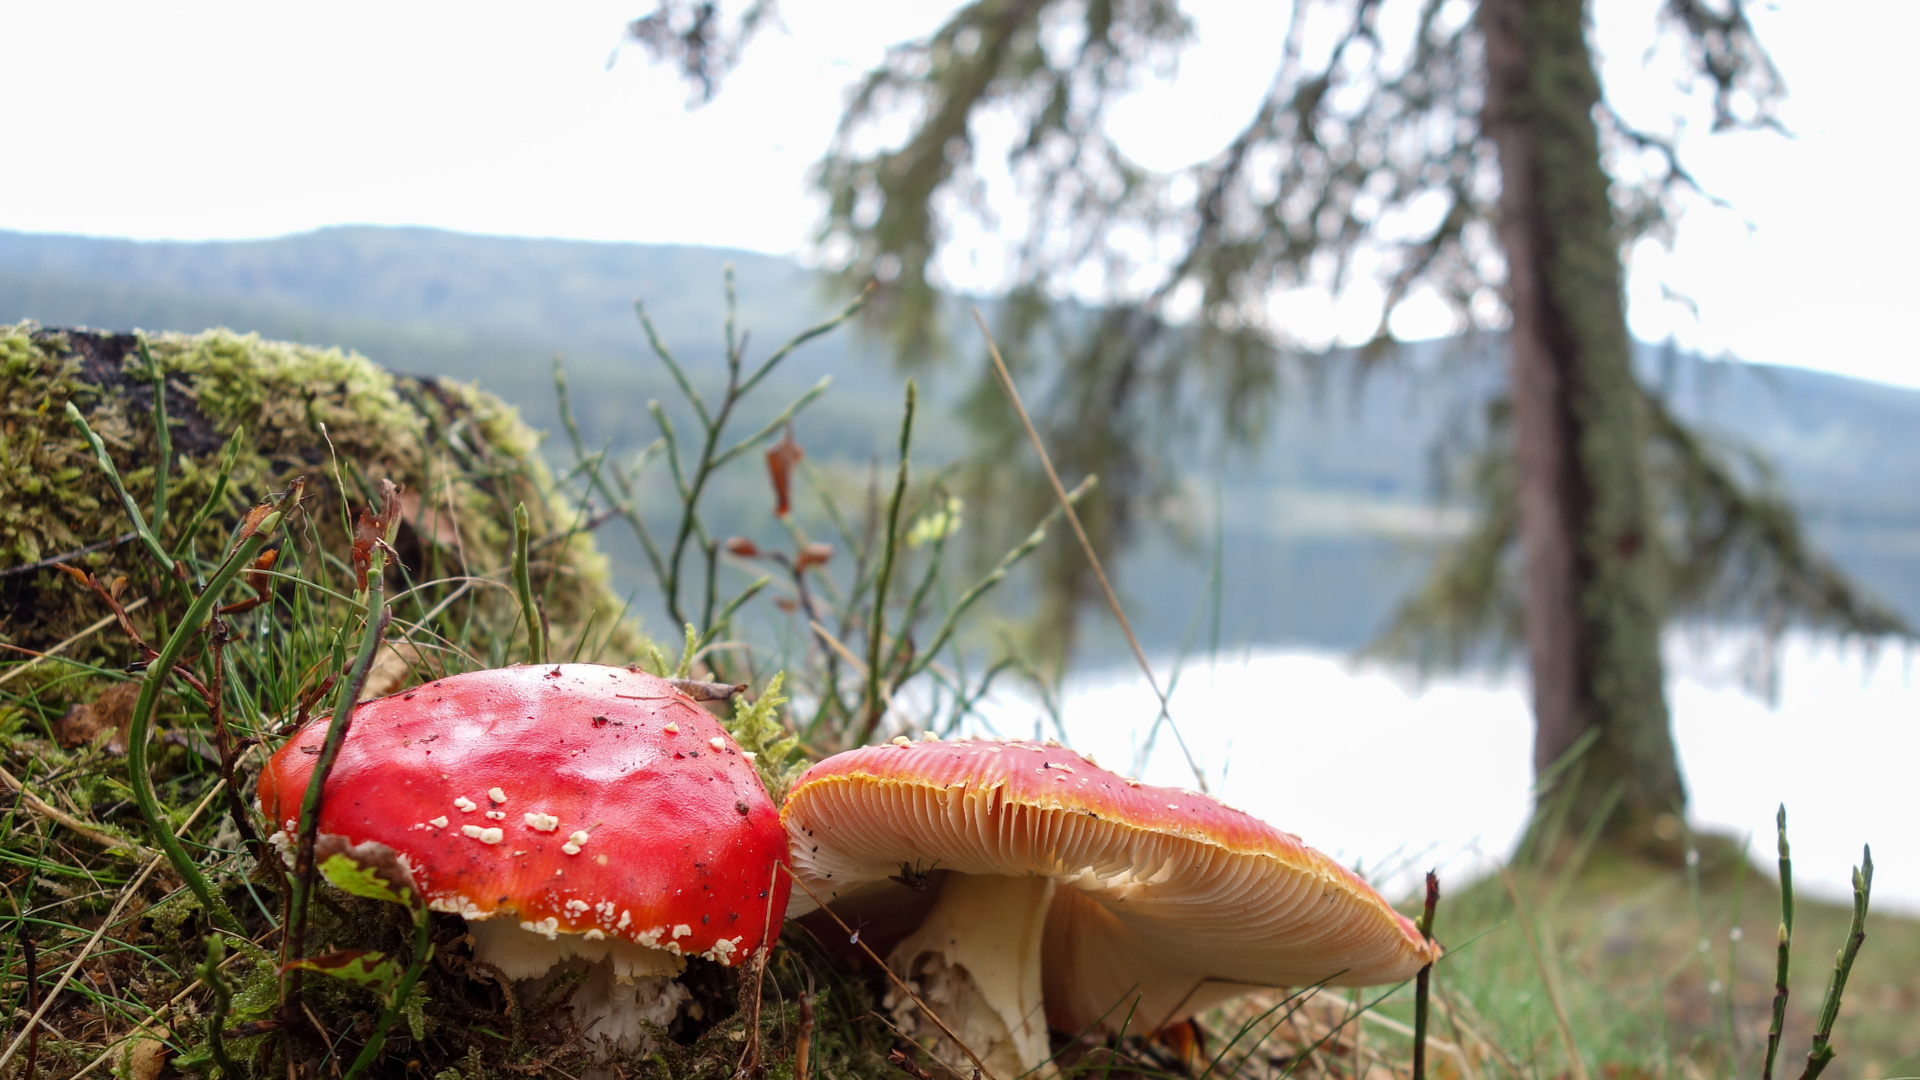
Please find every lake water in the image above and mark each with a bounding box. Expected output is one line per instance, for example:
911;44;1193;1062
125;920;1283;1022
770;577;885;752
957;632;1918;914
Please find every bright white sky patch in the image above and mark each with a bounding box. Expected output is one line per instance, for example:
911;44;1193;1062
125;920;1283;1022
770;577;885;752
969;635;1920;913
1;1;1913;387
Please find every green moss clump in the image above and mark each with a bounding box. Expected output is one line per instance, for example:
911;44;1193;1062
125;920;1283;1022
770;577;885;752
0;322;645;664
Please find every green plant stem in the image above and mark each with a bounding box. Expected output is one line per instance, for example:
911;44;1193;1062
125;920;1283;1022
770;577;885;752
859;381;915;744
124;520;279;934
899;476;1095;685
637;287;865;632
710;377;833;469
697;575;772;656
64;402;176;575
552;358;671;586
1799;846;1872;1080
654;376;831;629
637;303;716;430
137;338;172;540
170;427;245;569
701;537;722;655
342;908;434;1080
282;555;391;1012
1763;804;1794;1080
734;283;872;399
879;484;957;680
202;935;242;1079
1413;870;1439;1080
511;502;545;665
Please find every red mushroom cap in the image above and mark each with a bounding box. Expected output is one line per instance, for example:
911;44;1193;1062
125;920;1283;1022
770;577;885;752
260;664;790;966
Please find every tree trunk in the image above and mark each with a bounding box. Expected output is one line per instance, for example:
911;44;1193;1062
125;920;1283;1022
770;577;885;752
1478;0;1686;842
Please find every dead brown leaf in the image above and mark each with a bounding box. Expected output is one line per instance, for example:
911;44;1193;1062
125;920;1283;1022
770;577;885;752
359;641;427;701
122;1023;170;1080
52;682;142;754
795;541;834;571
351;479;404;590
765;427;804;518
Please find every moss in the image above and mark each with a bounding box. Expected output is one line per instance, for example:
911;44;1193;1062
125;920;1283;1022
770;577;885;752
0;322;645;668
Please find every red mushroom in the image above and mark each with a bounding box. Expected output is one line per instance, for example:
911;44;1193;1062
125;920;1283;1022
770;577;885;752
781;737;1437;1077
259;663;791;1054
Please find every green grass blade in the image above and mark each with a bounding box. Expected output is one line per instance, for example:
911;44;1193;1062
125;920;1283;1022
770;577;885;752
64;401;176;574
859;381;915;744
511;502;545;666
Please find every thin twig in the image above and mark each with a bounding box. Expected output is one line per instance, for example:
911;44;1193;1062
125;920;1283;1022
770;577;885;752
0;532;140;579
0;599;151;689
972;307;1207;790
735;860;786;1079
1798;846;1872;1080
858;381;915;744
809;620;898;719
642;291;852;630
1412;870;1439;1080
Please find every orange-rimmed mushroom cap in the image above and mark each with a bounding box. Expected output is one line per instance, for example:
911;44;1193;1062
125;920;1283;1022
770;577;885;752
782;737;1436;1075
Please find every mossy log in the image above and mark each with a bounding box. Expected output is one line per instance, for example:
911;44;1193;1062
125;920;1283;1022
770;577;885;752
0;322;646;664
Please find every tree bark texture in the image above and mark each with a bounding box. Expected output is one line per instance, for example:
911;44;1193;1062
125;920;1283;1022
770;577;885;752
1478;0;1687;837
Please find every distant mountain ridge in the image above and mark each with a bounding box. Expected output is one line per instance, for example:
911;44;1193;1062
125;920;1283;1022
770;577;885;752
6;225;1918;652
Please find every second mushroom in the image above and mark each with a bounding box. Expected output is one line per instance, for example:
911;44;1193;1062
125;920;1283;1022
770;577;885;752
781;737;1439;1078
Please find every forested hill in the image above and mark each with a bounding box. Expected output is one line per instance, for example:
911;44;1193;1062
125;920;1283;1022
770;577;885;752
6;225;1918;655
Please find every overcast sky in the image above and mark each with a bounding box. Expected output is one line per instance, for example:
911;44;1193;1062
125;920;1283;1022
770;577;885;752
2;1;1914;388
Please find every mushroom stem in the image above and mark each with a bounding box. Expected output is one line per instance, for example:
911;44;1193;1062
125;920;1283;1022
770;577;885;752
470;920;690;1056
885;874;1057;1079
